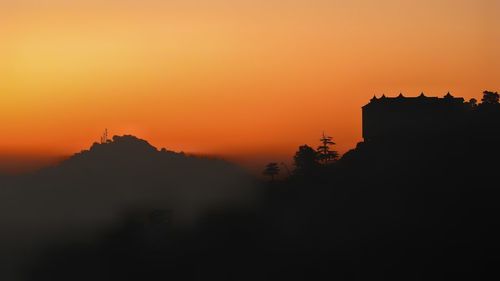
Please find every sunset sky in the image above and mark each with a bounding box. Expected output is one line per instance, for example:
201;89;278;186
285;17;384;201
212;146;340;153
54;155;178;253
1;0;499;173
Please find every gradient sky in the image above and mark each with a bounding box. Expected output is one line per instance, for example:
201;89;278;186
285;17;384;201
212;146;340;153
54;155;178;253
1;0;499;173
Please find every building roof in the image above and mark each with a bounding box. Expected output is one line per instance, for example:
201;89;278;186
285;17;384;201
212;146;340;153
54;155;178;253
363;93;464;108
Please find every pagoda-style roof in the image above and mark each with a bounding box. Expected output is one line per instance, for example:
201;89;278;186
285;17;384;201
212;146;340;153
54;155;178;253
363;92;464;108
444;92;454;99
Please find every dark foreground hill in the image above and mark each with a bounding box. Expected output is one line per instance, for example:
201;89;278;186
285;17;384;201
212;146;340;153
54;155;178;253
2;94;500;281
21;131;500;281
0;135;258;280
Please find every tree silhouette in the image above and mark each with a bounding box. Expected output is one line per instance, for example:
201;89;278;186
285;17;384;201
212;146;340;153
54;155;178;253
263;163;280;181
317;132;339;164
468;98;478;108
481;91;499;105
293;145;319;175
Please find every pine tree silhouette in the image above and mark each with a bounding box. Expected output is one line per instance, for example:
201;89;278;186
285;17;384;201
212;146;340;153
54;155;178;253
317;132;339;164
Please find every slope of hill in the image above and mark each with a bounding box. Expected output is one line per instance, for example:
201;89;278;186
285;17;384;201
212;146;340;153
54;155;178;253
0;135;258;280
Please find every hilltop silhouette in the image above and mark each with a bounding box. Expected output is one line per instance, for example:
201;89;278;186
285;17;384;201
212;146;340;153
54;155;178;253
1;135;257;226
0;135;257;280
1;90;499;281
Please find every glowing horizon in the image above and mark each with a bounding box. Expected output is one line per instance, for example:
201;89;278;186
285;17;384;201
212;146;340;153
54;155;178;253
1;0;499;172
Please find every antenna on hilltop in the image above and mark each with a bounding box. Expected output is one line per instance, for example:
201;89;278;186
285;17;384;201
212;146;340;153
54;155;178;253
100;128;109;144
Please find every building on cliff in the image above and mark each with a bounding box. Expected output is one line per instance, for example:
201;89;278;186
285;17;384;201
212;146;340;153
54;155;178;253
361;93;472;142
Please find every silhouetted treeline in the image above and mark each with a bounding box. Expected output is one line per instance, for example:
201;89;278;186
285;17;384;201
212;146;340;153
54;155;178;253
2;91;500;280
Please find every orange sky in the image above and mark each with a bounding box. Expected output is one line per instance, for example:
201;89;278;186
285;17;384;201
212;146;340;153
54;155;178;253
1;0;499;173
